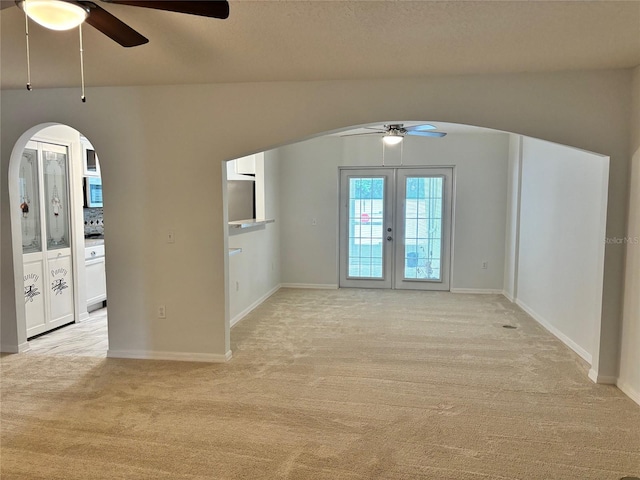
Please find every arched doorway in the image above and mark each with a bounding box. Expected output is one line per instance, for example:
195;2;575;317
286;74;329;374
8;123;108;355
225;120;610;384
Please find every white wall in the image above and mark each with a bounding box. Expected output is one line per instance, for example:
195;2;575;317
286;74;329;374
618;66;640;404
0;70;632;376
503;135;522;301
516;137;609;364
227;152;281;325
278;137;343;287
277;132;510;290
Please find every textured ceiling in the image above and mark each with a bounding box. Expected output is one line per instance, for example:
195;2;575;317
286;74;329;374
1;0;639;90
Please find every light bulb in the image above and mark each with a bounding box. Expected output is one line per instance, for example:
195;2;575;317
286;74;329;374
383;134;403;145
21;0;88;31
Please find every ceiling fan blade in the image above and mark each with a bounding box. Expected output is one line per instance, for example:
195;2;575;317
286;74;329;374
407;131;447;138
340;131;385;137
405;124;437;132
101;0;229;19
80;1;148;47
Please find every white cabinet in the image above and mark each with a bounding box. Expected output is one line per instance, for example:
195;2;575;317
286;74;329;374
235;154;256;174
85;244;106;307
85;257;106;306
226;154;257;180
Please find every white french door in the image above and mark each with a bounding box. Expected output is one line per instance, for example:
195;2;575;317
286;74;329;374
339;167;452;291
20;141;75;338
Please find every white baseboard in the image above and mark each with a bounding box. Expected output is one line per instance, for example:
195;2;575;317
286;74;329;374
516;299;593;364
450;288;504;294
78;312;91;322
0;342;31;353
587;369;617;385
230;284;282;328
502;290;515;302
616;380;640;406
280;283;339;290
107;349;232;363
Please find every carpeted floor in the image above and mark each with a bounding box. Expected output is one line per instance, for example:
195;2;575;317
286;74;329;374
1;289;639;479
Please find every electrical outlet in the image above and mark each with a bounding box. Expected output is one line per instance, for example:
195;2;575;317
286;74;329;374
235;281;240;292
312;218;317;226
158;305;166;318
482;261;488;270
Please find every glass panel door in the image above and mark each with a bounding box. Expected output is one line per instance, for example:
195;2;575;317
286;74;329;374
20;140;75;338
43;145;71;250
340;167;452;291
395;169;452;290
19;147;42;254
339;169;393;288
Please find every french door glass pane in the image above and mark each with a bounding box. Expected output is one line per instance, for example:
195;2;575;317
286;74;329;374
348;177;385;278
19;148;42;253
43;148;71;250
404;176;443;280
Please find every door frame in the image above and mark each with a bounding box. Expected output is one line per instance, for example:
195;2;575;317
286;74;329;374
338;166;455;291
22;140;76;337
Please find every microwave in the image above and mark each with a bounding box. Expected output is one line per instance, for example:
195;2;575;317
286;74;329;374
84;177;103;208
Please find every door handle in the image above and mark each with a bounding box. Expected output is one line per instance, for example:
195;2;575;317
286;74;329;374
387;236;393;241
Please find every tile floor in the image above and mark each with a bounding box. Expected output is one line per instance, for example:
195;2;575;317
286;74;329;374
26;308;108;357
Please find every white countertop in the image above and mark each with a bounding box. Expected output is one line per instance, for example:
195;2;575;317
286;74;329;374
228;218;275;230
84;238;105;247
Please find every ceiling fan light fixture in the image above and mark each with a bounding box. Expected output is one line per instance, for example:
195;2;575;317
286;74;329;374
383;134;403;145
20;0;89;31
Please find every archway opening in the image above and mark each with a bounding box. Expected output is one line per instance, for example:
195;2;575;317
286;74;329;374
8;123;108;356
223;120;609;382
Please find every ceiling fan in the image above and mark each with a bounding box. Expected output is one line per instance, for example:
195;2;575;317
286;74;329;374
342;124;447;145
1;0;230;47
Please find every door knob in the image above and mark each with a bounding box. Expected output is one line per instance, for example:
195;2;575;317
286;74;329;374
387;236;393;241
387;227;392;232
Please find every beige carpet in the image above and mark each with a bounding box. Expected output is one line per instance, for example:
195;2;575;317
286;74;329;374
1;289;639;479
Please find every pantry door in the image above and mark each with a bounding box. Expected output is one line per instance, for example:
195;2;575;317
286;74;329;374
21;141;75;338
339;167;452;291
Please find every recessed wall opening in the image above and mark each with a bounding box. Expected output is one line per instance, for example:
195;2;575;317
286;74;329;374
224;120;610;385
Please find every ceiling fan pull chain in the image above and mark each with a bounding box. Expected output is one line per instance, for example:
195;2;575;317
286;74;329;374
24;1;32;91
382;141;386;167
79;23;86;102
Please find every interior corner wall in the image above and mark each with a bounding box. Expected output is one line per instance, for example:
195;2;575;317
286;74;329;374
503;134;522;301
618;66;640;404
227;152;281;325
0;157;19;350
277;132;510;290
516;137;609;364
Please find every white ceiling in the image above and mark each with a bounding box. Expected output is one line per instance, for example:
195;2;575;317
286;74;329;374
1;0;639;90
